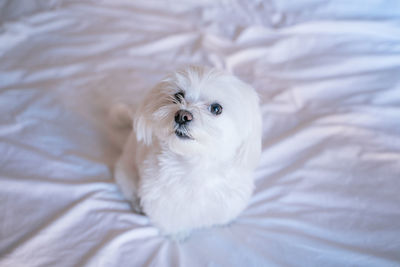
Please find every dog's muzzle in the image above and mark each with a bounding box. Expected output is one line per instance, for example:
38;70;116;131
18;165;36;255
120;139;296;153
174;110;193;125
174;110;193;139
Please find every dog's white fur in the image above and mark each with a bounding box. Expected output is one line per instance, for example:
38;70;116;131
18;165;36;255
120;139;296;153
114;66;262;238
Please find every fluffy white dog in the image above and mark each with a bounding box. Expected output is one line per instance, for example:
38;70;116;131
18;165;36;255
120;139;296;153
113;66;262;238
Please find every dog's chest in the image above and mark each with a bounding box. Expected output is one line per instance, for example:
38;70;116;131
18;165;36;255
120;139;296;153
137;152;251;231
140;154;228;202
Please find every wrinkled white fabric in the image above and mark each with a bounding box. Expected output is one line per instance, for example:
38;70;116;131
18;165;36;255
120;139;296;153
0;0;400;266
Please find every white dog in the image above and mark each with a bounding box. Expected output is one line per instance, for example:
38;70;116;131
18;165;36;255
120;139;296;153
113;66;262;238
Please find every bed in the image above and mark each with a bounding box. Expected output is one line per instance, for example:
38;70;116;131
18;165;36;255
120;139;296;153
1;0;400;266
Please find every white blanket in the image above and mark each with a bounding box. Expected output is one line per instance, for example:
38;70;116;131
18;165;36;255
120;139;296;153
1;0;399;266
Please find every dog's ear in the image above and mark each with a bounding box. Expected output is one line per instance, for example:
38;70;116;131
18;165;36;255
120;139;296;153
134;83;165;145
236;86;262;171
134;104;153;145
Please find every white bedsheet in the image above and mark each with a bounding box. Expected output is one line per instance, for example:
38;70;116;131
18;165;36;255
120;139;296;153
1;0;400;266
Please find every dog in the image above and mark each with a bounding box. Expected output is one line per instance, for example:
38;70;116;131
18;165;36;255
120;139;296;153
113;66;262;238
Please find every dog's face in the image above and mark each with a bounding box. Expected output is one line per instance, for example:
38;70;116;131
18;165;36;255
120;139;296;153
135;66;261;166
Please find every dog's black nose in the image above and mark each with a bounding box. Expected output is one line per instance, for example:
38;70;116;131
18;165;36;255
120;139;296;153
175;110;193;125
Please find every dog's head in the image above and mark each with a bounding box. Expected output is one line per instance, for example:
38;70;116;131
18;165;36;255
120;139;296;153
135;66;262;169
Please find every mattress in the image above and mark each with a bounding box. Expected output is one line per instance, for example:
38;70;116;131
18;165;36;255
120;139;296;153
1;0;399;266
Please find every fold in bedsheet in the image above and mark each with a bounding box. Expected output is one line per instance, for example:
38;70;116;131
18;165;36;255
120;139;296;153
1;0;400;266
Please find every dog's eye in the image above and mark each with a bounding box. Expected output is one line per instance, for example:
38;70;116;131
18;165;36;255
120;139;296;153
210;103;223;115
174;91;185;103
